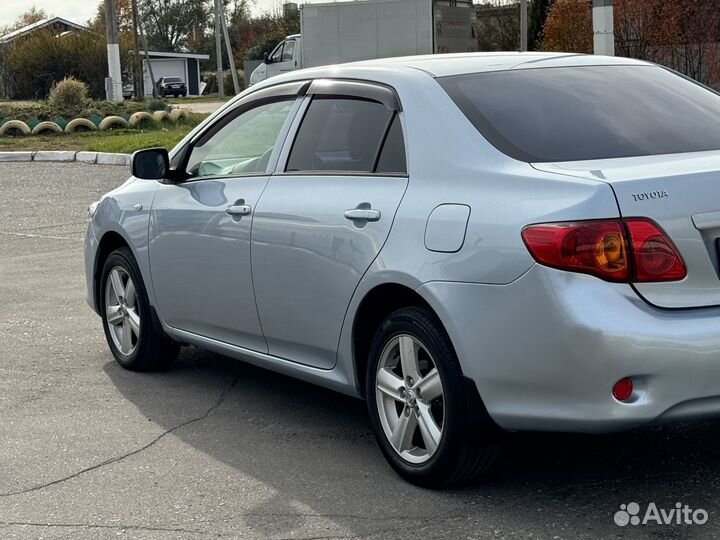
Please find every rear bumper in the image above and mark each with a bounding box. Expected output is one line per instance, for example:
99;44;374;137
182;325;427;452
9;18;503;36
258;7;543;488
418;265;720;433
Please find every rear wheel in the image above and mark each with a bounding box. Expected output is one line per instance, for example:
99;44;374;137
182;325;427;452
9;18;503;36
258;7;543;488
100;247;179;371
366;306;499;487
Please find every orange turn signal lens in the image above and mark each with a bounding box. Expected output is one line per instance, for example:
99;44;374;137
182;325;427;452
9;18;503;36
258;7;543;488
522;220;631;282
595;231;627;272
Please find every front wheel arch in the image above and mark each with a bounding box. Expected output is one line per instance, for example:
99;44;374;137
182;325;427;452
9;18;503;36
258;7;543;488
94;231;132;313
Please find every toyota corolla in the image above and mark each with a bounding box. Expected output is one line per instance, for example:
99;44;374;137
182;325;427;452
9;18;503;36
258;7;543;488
85;53;720;487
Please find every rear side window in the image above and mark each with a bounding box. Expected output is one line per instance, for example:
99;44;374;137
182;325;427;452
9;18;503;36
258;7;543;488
375;115;406;174
438;65;720;162
286;97;405;174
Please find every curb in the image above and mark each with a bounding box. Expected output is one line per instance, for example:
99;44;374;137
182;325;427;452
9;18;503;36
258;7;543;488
0;151;130;166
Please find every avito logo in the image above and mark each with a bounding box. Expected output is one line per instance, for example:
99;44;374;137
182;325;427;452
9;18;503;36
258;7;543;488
614;502;708;527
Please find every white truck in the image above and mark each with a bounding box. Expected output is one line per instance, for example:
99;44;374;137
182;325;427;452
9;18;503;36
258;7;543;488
249;0;478;85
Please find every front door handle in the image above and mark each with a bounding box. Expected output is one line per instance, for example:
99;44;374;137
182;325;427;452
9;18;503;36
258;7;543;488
226;204;252;216
344;208;381;222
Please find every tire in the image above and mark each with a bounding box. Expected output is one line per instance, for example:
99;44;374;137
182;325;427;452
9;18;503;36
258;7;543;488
99;247;179;371
366;306;500;488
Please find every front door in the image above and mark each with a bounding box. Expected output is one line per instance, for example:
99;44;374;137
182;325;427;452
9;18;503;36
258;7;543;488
149;96;298;351
267;39;297;79
251;81;409;368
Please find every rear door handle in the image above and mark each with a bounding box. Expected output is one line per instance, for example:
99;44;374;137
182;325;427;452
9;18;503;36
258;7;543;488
344;208;381;222
226;204;252;216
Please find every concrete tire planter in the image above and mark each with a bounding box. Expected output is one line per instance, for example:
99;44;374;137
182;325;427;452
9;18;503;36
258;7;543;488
65;118;98;133
170;109;189;121
99;116;130;131
128;111;154;128
31;121;64;136
152;111;172;124
0;120;32;136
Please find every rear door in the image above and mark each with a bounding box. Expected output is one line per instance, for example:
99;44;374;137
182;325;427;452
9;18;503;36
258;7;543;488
251;80;409;368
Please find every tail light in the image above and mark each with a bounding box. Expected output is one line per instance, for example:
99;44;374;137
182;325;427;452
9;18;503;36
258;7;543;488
522;218;686;283
624;219;687;282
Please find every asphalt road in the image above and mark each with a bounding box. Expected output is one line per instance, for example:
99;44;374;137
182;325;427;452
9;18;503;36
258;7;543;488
1;162;719;539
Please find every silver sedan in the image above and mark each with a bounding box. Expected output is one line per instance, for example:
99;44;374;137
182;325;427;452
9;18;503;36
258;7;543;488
85;52;720;487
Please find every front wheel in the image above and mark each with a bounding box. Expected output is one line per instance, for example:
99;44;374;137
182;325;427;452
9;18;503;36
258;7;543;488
366;307;499;487
100;247;179;371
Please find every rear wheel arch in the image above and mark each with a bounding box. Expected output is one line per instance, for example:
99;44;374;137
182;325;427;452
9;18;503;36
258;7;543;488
352;283;444;397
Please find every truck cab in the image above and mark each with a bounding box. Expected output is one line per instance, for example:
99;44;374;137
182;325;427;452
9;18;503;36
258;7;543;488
249;34;302;86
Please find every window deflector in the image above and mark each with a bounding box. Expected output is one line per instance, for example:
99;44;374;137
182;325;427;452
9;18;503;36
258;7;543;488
176;81;310;180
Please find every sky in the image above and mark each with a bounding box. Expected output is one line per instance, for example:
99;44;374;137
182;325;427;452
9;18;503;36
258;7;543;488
0;0;288;28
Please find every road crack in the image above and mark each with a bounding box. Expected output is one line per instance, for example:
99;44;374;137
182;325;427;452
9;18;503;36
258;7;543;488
0;376;240;498
0;230;81;241
0;520;230;537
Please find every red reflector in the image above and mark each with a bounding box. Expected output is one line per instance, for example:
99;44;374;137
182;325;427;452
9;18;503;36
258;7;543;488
624;218;687;282
612;377;634;402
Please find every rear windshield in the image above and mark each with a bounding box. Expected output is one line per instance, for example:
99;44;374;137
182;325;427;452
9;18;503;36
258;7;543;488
165;77;182;83
438;65;720;162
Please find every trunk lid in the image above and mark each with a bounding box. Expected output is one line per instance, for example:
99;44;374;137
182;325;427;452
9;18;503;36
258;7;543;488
534;150;720;309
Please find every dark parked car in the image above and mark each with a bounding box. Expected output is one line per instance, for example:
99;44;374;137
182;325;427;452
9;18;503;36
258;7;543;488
156;77;187;97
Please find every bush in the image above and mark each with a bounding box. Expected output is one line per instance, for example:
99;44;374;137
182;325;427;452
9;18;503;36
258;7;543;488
147;99;168;112
48;77;89;110
202;72;243;96
0;27;130;100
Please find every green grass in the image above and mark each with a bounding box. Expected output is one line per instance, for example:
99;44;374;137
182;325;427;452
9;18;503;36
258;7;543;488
85;129;192;153
0;114;206;154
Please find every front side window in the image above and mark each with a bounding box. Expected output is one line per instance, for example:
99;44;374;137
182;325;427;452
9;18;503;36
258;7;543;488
439;65;720;162
185;99;294;179
270;43;284;63
282;40;296;62
286;97;404;173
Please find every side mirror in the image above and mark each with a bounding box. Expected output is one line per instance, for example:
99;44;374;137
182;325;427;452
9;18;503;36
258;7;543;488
132;148;169;180
264;51;271;64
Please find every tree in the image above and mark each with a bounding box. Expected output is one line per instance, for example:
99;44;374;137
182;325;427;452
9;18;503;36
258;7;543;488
528;0;552;50
89;0;135;34
540;0;592;53
137;0;211;51
614;0;720;89
476;2;521;52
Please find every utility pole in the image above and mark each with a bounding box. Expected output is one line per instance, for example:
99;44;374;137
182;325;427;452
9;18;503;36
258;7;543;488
519;0;528;51
137;12;157;98
131;0;144;99
104;0;123;101
215;0;224;98
592;0;615;56
220;7;241;94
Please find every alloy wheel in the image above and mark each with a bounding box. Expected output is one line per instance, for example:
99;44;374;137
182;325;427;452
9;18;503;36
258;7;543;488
375;334;445;464
104;266;140;356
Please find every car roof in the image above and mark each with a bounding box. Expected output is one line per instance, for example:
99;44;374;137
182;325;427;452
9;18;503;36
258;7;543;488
247;52;654;98
342;52;651;77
